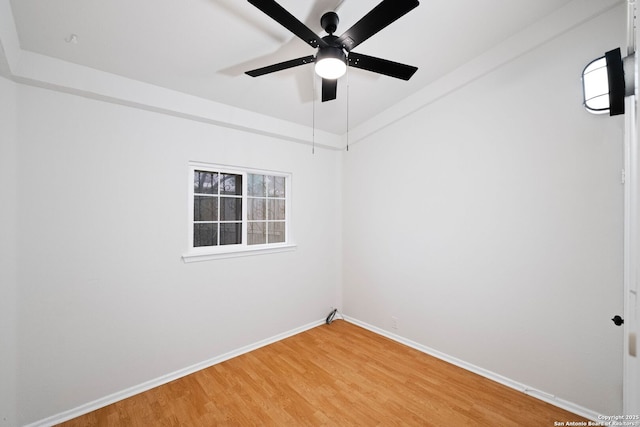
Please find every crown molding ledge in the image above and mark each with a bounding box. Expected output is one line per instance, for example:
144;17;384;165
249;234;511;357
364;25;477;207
12;50;343;150
0;0;342;151
0;0;19;75
1;0;622;152
343;0;624;148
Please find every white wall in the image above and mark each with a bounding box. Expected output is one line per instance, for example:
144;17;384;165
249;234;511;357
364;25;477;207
4;0;629;423
0;76;18;427
343;4;625;416
14;84;342;425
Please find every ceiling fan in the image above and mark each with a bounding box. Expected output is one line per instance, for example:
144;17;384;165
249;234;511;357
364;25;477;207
245;0;420;102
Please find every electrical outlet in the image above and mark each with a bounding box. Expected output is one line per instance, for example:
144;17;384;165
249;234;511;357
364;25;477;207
391;316;398;330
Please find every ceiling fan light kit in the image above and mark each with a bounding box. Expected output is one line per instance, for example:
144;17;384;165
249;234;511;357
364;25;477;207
314;46;347;79
245;0;420;102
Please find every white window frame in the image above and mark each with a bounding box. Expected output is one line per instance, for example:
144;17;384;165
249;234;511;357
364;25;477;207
182;162;296;263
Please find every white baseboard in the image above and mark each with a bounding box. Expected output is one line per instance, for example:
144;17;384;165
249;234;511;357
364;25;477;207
25;315;604;426
343;315;604;422
25;319;325;427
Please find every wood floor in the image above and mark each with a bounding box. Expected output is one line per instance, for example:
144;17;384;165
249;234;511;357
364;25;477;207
58;320;587;426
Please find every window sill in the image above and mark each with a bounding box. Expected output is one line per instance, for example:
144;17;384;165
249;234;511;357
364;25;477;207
182;243;297;263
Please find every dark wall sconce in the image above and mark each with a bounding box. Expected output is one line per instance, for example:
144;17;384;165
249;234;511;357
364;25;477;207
582;47;635;116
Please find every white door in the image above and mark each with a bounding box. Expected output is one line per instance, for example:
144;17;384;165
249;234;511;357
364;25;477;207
624;2;640;418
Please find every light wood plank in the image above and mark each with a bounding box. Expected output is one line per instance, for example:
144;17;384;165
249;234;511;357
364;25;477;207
58;320;588;426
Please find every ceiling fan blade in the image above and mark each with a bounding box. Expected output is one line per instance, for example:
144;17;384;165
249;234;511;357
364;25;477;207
336;0;419;52
322;78;337;102
348;52;417;80
248;0;328;49
246;55;316;77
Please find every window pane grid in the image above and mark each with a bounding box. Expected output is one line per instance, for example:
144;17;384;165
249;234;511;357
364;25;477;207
191;167;288;250
246;173;286;246
193;170;243;247
247;220;286;244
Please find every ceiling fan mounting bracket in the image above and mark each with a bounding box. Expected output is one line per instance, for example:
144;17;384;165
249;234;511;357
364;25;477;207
321;12;339;35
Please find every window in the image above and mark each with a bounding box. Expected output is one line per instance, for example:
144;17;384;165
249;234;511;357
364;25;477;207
184;163;295;262
247;174;286;245
193;170;243;247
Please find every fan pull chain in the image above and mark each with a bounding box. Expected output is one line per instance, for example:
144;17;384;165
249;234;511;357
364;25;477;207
346;64;350;152
312;72;316;155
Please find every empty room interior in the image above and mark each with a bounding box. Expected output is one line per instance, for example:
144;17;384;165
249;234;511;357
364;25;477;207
2;0;640;425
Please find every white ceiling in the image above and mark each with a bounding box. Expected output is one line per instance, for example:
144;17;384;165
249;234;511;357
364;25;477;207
8;0;576;134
